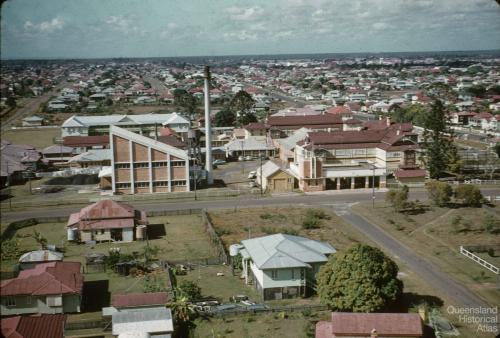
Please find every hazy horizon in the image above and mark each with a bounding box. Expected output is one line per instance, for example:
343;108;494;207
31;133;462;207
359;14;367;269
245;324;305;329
1;0;499;60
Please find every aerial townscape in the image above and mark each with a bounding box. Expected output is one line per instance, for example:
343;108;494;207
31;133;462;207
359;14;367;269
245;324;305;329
0;1;499;338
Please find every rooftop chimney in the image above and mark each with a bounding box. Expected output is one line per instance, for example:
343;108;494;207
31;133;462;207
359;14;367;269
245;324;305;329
386;116;391;127
204;66;213;185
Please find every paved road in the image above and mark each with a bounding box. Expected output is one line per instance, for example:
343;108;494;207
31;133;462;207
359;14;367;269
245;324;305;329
329;205;493;309
1;82;68;131
144;76;167;93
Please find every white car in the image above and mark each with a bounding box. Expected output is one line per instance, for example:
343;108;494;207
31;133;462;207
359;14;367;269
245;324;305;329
248;171;257;179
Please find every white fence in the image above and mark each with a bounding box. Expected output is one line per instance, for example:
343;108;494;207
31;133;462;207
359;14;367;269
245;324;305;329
459;246;499;274
450;179;500;185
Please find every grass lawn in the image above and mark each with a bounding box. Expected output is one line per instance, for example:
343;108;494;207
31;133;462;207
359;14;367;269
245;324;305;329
192;311;330;338
352;201;500;337
1;214;216;275
209;206;373;252
176;265;259;302
2;127;60;149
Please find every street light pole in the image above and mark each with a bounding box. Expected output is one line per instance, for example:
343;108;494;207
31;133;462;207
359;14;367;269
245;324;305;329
260;155;263;196
372;165;375;208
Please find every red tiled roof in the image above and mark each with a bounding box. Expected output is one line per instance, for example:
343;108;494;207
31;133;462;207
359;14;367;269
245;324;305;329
325;106;351;115
268;114;343;127
63;136;109;148
1;314;66;338
394;169;427;178
0;262;83;297
112;292;170;308
316;312;423;338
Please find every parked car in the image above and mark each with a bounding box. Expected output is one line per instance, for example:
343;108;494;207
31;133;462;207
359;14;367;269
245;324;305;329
213;159;226;165
248;171;257;179
229;295;248;303
245;155;253;161
238;156;244;161
248;181;257;188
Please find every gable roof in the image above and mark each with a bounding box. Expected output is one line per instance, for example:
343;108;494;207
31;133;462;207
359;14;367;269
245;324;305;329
62;113;189;128
242;234;335;269
327;312;423;336
111;292;170;308
1;314;66;338
63;135;110;148
268;114;343;128
0;262;83;297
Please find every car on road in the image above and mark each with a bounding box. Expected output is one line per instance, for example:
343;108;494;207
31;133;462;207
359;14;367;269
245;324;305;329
238;156;244;161
248;171;257;179
244;155;253;161
213;159;226;165
248;181;257;188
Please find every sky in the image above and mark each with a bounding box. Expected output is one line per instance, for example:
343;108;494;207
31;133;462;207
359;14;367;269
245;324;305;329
1;0;500;59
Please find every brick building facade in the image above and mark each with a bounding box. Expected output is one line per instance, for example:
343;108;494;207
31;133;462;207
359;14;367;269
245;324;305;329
110;125;190;194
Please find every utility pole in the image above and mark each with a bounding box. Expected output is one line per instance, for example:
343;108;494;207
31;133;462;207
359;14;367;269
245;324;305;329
260;155;263;196
372;164;376;208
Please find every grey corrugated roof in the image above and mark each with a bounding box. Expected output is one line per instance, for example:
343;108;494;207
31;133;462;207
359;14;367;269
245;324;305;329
277;128;311;150
62;113;189;128
68;149;110;163
225;137;275;152
256;161;281;179
241;234;335;270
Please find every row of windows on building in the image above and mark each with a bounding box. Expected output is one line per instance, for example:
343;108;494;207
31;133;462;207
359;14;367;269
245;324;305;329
115;180;187;188
114;161;186;169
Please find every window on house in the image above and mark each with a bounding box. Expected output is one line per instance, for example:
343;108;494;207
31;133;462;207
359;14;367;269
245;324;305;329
100;229;105;234
134;182;149;188
172;180;186;186
5;296;16;307
46;295;62;307
291;269;295;280
271;270;278;279
153;181;168;187
116;183;131;188
26;296;32;305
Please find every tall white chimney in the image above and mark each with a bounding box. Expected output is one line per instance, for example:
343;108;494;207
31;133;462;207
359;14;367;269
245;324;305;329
204;66;213;185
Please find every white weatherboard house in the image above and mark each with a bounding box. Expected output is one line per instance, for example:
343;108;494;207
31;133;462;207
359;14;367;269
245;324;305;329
233;234;335;300
61;113;190;137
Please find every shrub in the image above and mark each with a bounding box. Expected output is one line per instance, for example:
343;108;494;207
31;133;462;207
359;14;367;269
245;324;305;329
302;208;329;229
129;267;138;276
176;280;202;300
385;186;409;212
454;184;483;207
483;214;500;234
426;181;453;206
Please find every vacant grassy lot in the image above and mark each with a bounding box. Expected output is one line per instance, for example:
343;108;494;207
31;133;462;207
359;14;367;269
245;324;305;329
176;265;259;302
1;214;216;272
2;127;60;148
209;206;373;252
193;311;329;338
352;202;500;307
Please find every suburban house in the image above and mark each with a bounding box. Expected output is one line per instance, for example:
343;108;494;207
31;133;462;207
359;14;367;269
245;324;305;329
112;307;174;338
103;292;170;317
61;113;190;138
243;122;268;137
110;125;190;194
232;234;336;300
41;145;75;166
267;115;346;138
255;161;296;193
21;115;44;127
63;135;110;154
67;149;111;168
0;262;83;315
225;136;276;160
316;312;423;338
18;250;64;270
66;199;148;243
1;314;66;338
1;141;42;187
289;123;420;192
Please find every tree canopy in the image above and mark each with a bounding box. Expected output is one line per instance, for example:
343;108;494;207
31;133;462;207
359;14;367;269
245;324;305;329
173;89;197;116
317;244;403;312
421;100;458;178
229;90;255;115
214;109;236;127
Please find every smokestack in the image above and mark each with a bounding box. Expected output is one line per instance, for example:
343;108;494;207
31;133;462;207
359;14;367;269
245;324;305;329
204;66;214;185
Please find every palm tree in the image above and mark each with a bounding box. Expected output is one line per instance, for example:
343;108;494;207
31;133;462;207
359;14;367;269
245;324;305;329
30;230;48;250
167;296;197;323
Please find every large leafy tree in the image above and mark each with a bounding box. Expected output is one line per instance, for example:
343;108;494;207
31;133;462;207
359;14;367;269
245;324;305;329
317;244;403;312
229;90;255;113
173;89;197;117
421;100;457;178
214;109;236;127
